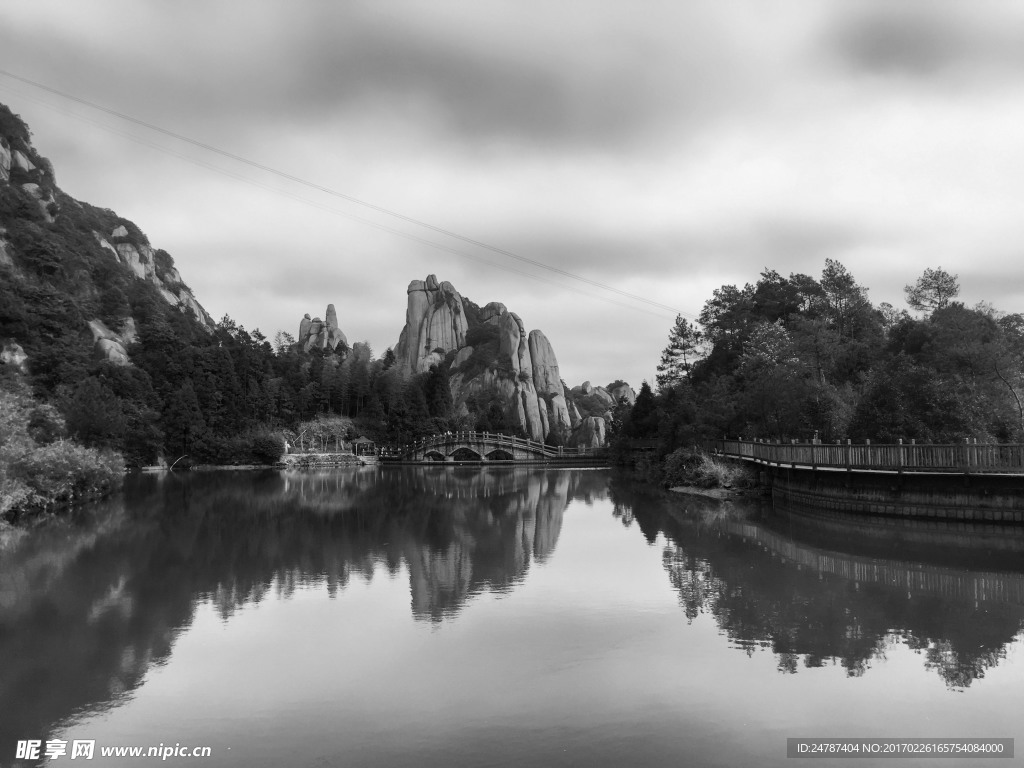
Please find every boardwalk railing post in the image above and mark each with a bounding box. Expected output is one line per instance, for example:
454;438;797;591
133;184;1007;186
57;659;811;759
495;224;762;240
846;439;851;473
898;438;903;475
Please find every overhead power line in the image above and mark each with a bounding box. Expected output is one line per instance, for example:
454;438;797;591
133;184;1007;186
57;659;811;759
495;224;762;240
0;69;697;321
0;82;678;320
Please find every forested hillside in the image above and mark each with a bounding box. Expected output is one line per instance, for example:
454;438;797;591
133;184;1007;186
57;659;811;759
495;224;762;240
615;260;1024;483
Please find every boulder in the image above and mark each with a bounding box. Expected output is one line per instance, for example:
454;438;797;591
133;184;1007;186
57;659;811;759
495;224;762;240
21;183;56;223
480;302;507;322
115;242;150;280
0;226;12;268
88;318;133;366
0;138;10;183
568;416;606;449
95;338;130;366
609;383;636;406
12;150;35;173
453;346;474;368
299;313;312;341
591;386;616;408
1;341;27;372
581;381;593;395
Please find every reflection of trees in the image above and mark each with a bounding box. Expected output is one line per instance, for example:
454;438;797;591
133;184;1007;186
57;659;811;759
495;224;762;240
610;476;1024;689
0;467;598;757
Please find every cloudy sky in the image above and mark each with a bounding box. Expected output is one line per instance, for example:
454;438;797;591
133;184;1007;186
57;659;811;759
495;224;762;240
2;0;1024;388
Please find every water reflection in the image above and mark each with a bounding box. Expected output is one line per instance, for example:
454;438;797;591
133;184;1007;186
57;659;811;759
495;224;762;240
611;478;1024;689
0;467;602;758
3;468;1024;765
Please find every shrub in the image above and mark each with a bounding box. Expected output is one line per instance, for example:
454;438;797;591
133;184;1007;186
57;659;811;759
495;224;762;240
662;447;754;489
12;441;123;513
251;432;285;464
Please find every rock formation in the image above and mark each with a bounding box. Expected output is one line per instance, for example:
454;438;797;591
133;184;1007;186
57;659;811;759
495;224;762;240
572;381;633;411
394;275;468;374
0;225;12;268
297;304;348;352
91;226;214;328
609;382;637;406
567;416;606;449
88;319;133;367
1;341;27;372
0;137;10;183
393;275;574;443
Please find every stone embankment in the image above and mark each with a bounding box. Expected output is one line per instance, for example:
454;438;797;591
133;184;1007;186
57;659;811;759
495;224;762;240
281;452;369;468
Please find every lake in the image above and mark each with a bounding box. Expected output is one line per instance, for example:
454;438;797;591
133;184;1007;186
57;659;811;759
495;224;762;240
2;467;1022;767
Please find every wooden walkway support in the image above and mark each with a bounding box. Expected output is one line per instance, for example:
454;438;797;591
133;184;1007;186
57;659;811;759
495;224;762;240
705;438;1024;475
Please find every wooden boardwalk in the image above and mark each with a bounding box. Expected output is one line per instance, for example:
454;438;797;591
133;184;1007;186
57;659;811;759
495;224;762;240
706;438;1024;476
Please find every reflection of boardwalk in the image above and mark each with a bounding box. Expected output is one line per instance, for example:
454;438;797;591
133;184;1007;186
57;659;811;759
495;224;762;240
717;516;1024;605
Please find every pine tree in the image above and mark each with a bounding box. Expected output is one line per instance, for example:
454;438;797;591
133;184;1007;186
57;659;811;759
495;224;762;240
904;267;960;314
164;380;205;457
656;315;702;390
625;381;659;439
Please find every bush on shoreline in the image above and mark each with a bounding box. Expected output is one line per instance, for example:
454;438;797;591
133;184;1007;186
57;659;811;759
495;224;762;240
660;447;755;490
1;375;124;520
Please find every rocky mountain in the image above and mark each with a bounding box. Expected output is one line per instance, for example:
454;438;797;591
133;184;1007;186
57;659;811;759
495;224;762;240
394;275;467;373
0;103;214;372
393;274;631;446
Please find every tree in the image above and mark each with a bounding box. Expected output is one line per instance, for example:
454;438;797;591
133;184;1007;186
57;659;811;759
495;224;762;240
65;377;126;448
625;381;659;439
905;267;960;314
274;331;295;354
164;381;205;458
656;315;703;390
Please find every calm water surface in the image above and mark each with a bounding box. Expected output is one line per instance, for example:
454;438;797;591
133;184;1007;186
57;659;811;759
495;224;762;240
2;467;1023;767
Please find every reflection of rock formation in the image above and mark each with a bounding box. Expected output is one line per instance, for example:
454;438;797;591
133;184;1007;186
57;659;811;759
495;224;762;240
392;468;572;620
0;467;599;749
611;478;1024;689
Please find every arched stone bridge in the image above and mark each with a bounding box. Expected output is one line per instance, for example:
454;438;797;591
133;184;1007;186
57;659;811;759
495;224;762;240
383;431;601;463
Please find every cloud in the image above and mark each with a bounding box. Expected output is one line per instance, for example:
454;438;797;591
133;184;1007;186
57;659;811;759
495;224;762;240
0;1;764;153
827;2;1024;81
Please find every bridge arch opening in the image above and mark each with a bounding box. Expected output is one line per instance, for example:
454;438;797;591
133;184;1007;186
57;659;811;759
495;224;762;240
486;449;514;461
450;447;482;462
424;451;445;462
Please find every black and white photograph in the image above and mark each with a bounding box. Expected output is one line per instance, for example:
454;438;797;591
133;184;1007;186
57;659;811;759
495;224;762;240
1;2;1023;766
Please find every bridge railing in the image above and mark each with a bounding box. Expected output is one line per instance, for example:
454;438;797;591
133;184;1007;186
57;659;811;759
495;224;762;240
705;438;1024;474
389;431;599;459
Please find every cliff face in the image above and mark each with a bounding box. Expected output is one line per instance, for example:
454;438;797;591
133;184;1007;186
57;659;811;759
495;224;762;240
395;274;574;443
394;275;468;374
0;103;214;369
